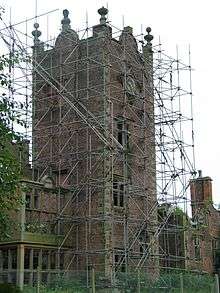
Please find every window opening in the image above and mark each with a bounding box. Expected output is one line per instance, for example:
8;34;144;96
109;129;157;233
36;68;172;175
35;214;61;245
50;251;56;269
2;249;8;269
60;252;64;270
114;249;125;272
11;249;17;269
139;229;149;255
24;249;31;269
117;118;130;149
194;236;201;260
117;122;123;145
42;251;49;270
113;178;124;207
33;189;39;209
25;194;31;209
33;250;39;269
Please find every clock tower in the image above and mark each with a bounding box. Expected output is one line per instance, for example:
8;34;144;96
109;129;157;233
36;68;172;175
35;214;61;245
31;7;158;279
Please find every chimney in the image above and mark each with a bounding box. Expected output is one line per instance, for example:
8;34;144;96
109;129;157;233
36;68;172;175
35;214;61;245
190;170;213;217
198;170;202;177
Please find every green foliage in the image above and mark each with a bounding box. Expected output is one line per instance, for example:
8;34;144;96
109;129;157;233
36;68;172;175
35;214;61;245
22;271;215;293
25;222;49;234
0;283;22;293
0;54;24;238
173;207;184;216
153;272;214;291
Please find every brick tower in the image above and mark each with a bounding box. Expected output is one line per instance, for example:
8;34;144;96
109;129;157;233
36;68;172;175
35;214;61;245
31;7;159;279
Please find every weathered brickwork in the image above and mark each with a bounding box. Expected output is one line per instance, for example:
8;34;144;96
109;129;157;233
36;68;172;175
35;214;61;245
159;173;220;274
187;174;220;273
0;8;158;287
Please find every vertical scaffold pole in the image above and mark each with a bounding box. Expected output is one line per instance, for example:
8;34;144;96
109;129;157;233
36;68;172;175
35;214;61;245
137;269;141;293
37;266;40;293
92;268;96;293
215;274;219;293
180;273;184;293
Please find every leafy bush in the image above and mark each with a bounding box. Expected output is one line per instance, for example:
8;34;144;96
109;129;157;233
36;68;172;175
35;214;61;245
22;271;215;292
0;283;22;293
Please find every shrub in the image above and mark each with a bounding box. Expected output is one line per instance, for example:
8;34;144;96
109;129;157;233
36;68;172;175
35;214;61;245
0;283;22;293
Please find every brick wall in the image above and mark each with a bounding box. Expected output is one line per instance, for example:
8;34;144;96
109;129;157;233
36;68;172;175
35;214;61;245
31;20;158;275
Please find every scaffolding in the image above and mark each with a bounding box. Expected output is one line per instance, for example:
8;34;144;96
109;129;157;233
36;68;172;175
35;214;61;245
0;5;196;289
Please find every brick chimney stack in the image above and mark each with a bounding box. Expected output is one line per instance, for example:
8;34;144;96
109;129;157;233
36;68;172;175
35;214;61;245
190;170;213;217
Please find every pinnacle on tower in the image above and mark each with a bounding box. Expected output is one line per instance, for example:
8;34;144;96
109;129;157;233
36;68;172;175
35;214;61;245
97;6;108;25
61;9;71;31
32;22;41;45
144;27;154;46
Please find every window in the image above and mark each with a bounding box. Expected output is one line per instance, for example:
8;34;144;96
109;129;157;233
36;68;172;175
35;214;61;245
60;252;64;270
117;122;123;145
114;249;125;272
212;238;218;264
33;250;39;269
125;124;130;149
59;223;64;235
115;254;119;265
2;249;8;269
117;119;130;149
33;189;40;209
194;236;201;260
42;251;49;270
113;178;124;207
11;249;17;269
25;194;31;209
50;251;56;269
139;230;149;255
33;196;39;209
24;249;31;269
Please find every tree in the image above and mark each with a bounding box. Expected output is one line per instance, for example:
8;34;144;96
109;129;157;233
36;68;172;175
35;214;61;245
0;54;24;237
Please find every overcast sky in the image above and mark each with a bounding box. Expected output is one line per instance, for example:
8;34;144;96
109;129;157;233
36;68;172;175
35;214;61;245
1;0;219;204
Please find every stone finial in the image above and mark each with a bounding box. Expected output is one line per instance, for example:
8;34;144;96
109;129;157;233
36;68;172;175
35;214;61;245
61;9;71;31
32;23;42;45
198;170;202;177
144;27;154;45
97;6;108;25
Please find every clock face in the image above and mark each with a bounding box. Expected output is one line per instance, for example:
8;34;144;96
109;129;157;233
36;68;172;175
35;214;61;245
126;76;136;96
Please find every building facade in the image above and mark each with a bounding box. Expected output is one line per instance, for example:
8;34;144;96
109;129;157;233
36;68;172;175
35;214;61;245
0;8;159;288
1;8;220;291
187;172;220;273
159;172;220;274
